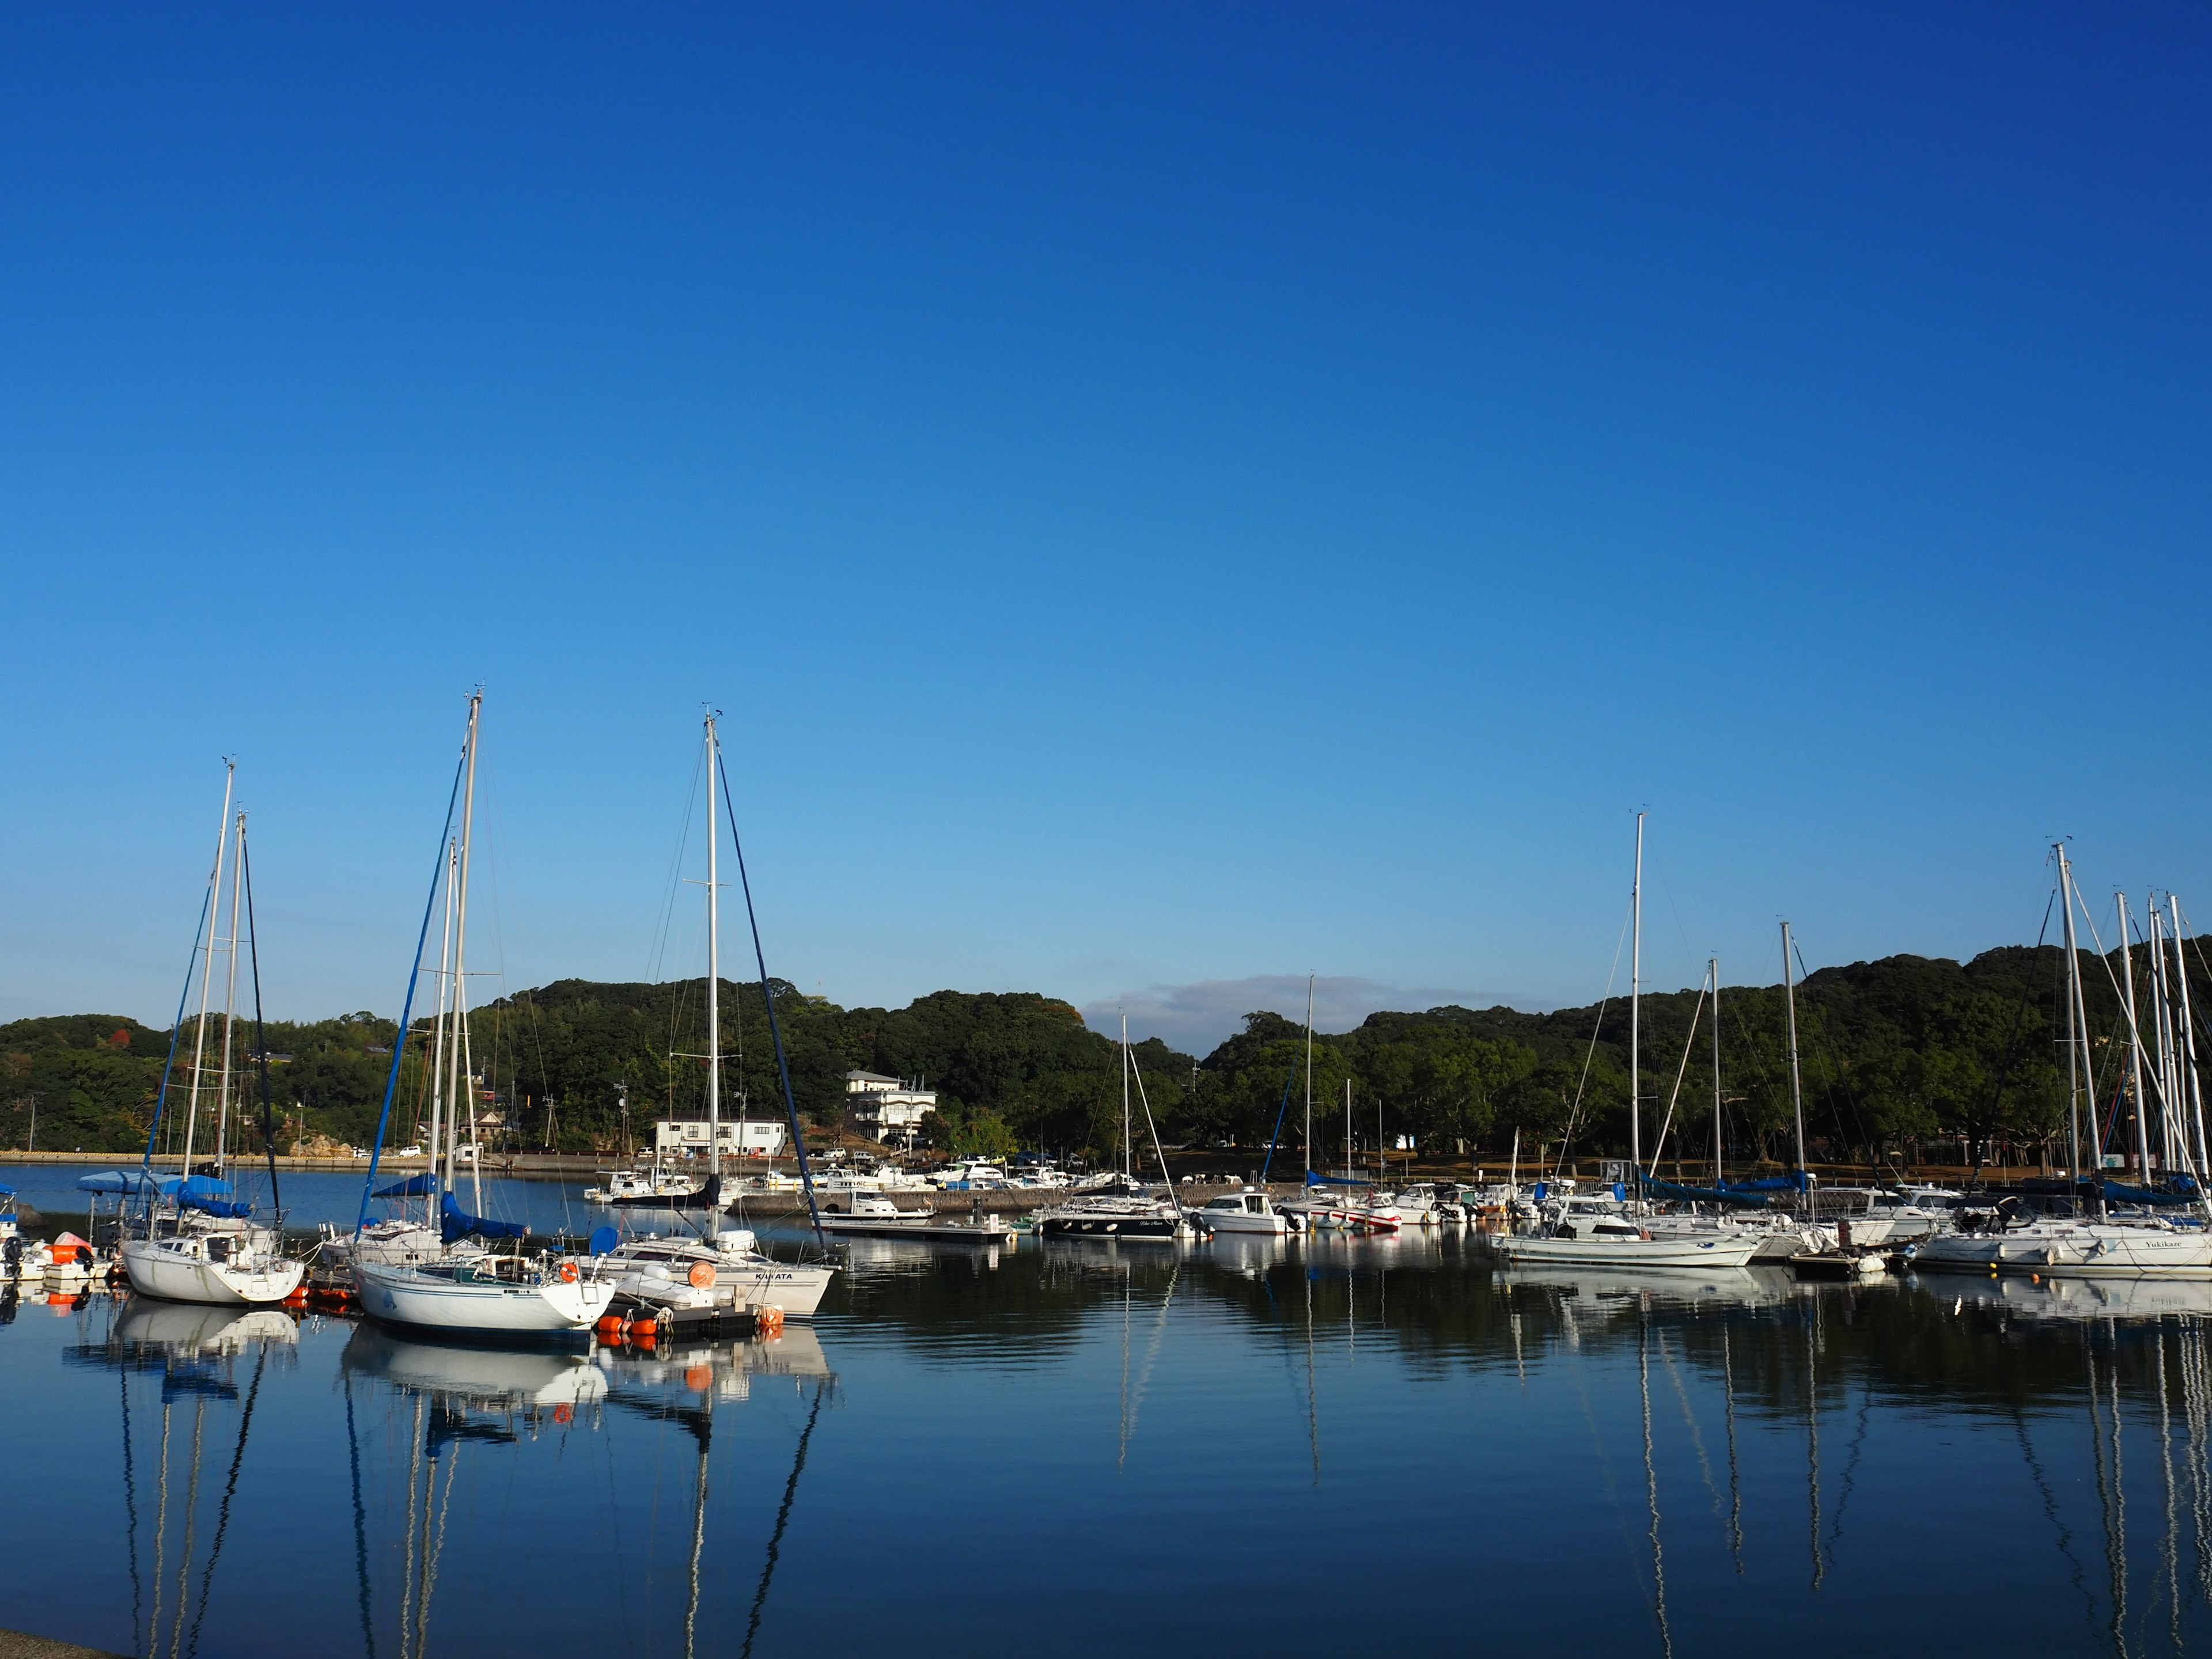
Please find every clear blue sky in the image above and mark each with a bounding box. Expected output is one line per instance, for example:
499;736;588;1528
3;5;2207;1054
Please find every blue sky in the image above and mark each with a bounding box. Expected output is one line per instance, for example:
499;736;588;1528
2;5;2207;1054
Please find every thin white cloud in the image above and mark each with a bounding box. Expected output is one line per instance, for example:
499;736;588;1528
1082;975;1547;1056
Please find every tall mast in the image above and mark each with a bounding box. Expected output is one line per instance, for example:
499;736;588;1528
1304;974;1315;1185
1630;813;1643;1176
445;693;481;1200
1120;1013;1131;1178
213;808;246;1180
1710;957;1722;1185
706;714;722;1201
2057;847;2092;1190
2171;895;2210;1200
2118;892;2151;1183
1781;921;1808;1215
179;763;237;1183
2149;903;2178;1178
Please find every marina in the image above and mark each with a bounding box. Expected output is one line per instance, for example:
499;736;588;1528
10;1212;2212;1657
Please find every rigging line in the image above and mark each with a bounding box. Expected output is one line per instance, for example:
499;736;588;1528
647;743;707;984
122;1366;143;1659
142;869;217;1192
342;1372;378;1659
1966;889;2057;1190
186;1343;268;1659
2014;1400;2099;1632
715;745;824;1246
149;1403;171;1659
238;827;280;1213
1788;936;1876;1175
1721;1323;1743;1573
738;1382;829;1659
1646;980;1708;1179
1556;897;1635;1176
358;743;468;1235
169;1398;207;1659
1259;1062;1297;1186
1656;1330;1722;1521
1824;1372;1873;1569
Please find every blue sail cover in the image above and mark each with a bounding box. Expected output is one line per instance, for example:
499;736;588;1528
2103;1179;2203;1209
79;1171;176;1195
375;1174;440;1198
1304;1171;1373;1188
1642;1176;1779;1210
441;1192;527;1244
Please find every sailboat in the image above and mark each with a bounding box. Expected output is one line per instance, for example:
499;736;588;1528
1035;1016;1185;1239
351;695;616;1336
1498;816;1762;1270
1915;847;2212;1278
118;766;305;1306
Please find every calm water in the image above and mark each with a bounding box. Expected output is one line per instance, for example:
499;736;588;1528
5;1169;2212;1658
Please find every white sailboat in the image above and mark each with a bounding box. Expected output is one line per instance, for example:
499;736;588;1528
1916;847;2212;1278
120;767;305;1307
1498;816;1762;1271
1036;1014;1185;1239
353;694;615;1336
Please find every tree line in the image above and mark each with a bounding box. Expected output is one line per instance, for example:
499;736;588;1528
7;938;2209;1174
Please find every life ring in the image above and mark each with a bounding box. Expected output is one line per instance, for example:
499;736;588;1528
558;1260;578;1283
688;1260;716;1290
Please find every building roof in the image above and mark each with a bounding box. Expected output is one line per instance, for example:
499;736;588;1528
845;1069;901;1084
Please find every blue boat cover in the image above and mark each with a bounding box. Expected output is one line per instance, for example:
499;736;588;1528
1304;1171;1372;1188
79;1171;171;1194
1641;1176;1777;1209
375;1174;440;1198
441;1192;527;1244
2103;1179;2203;1209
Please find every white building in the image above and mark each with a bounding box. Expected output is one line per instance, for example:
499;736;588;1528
654;1117;789;1158
845;1070;936;1145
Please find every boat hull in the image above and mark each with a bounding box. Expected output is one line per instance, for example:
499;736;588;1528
1913;1226;2212;1278
1197;1213;1287;1235
716;1258;836;1316
354;1260;615;1333
1494;1232;1764;1269
1040;1214;1179;1240
120;1238;305;1306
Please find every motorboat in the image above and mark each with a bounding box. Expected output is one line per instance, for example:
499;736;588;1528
1036;1192;1184;1240
1195;1188;1287;1236
1382;1183;1444;1225
931;1160;1011;1190
1495;1198;1764;1268
585;1163;714;1207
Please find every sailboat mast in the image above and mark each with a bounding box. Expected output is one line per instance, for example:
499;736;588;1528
1120;1013;1131;1179
1710;957;1722;1185
2119;892;2151;1183
445;694;481;1200
2058;847;2086;1184
2149;903;2178;1178
213;808;246;1180
707;715;722;1201
1781;921;1808;1215
1304;973;1315;1183
1630;813;1643;1176
2169;895;2210;1201
179;763;237;1183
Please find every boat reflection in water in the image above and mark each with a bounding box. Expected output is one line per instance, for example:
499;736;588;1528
62;1296;300;1659
340;1320;835;1659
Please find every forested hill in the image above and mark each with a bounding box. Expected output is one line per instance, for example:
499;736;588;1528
8;940;2210;1168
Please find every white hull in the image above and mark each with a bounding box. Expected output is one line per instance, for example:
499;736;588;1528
1495;1232;1764;1269
718;1257;835;1317
1200;1212;1289;1234
1914;1224;2212;1279
121;1238;304;1306
355;1260;615;1333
